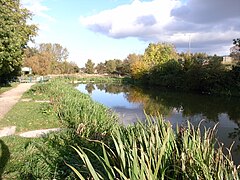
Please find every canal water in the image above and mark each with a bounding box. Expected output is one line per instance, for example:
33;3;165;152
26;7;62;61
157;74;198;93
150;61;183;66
76;83;240;165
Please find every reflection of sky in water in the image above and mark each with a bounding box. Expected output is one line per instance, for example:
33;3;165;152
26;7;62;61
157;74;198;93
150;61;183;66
77;84;141;109
77;84;240;165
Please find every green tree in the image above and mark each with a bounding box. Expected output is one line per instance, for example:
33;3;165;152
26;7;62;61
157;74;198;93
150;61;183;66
85;59;95;74
0;0;37;83
105;60;117;74
96;62;106;74
143;42;178;66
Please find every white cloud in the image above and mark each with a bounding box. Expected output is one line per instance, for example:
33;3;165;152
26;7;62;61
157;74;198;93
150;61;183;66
79;0;240;55
21;0;56;22
80;0;180;38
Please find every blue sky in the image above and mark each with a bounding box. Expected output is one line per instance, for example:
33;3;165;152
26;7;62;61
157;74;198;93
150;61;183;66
21;0;240;67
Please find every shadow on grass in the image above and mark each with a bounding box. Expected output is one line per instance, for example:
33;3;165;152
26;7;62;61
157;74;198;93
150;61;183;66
0;139;10;180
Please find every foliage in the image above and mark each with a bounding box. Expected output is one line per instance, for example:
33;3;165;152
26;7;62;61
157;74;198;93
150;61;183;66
230;38;240;61
95;62;106;74
69;116;239;180
0;136;34;179
85;59;95;74
0;0;37;83
143;42;178;65
129;42;179;80
23;44;79;75
233;38;240;48
130;48;240;96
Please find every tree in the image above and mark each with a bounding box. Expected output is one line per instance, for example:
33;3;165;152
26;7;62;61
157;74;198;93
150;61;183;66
85;59;95;74
96;62;106;74
233;38;240;48
230;38;240;61
105;60;117;74
143;42;178;66
23;43;72;75
0;0;37;83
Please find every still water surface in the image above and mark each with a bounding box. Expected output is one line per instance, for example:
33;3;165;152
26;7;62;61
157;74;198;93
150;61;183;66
76;83;240;165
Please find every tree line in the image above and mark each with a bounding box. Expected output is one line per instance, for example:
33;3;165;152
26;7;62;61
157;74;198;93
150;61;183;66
85;40;240;96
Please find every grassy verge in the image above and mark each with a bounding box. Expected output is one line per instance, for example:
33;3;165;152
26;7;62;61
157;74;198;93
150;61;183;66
0;82;18;95
0;136;36;179
0;83;62;179
0;101;60;133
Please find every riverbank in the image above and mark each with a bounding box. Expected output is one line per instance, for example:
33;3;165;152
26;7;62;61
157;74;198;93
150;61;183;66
0;78;239;179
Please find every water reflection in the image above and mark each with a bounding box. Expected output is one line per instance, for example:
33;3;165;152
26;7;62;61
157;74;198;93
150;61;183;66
77;83;240;165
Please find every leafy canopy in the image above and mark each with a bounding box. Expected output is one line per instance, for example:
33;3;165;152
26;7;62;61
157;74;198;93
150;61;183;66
0;0;37;83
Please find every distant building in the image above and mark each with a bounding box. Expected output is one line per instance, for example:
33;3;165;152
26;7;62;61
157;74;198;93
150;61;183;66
21;67;32;75
222;56;233;65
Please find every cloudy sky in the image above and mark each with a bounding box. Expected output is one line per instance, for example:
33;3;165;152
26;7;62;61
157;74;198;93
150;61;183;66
21;0;240;67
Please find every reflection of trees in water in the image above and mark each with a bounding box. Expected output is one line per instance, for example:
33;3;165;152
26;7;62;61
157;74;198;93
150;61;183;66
85;83;95;94
125;86;172;116
95;83;130;94
133;88;240;123
89;83;240;123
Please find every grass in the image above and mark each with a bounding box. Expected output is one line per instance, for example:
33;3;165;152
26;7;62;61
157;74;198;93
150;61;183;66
0;136;36;179
0;82;18;95
0;82;63;179
0;101;61;133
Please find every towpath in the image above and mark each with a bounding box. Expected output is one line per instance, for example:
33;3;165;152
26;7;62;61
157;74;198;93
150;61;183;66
0;83;35;119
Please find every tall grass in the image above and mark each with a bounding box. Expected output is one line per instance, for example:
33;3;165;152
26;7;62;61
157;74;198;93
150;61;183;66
69;116;240;180
45;79;117;136
17;79;118;179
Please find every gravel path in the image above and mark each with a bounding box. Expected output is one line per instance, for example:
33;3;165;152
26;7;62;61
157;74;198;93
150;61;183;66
0;83;35;119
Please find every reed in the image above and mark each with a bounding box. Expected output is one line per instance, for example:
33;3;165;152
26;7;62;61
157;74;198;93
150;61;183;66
69;115;240;180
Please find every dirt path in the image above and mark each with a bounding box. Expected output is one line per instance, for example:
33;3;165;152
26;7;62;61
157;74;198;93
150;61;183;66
0;83;35;119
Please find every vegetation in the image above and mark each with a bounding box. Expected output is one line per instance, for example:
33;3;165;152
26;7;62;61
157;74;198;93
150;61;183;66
124;42;240;96
0;101;61;133
0;79;239;179
0;0;37;84
85;59;95;74
1;79;118;179
69;116;239;180
23;43;79;75
231;38;240;61
0;82;18;95
85;40;240;96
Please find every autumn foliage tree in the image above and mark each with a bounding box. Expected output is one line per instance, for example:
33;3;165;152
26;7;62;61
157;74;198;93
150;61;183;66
0;0;37;83
23;43;79;75
130;43;178;80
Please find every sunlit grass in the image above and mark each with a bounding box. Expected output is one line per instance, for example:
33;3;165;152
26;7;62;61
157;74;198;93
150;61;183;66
0;101;61;133
0;82;19;95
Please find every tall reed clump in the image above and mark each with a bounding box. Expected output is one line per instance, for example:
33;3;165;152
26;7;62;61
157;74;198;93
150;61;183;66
68;115;240;180
46;79;117;137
